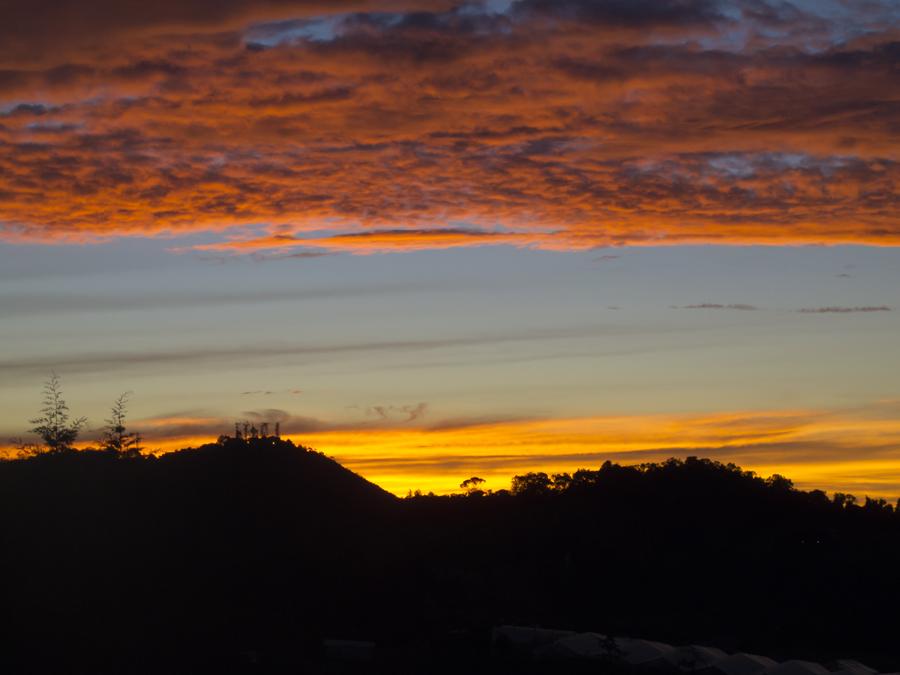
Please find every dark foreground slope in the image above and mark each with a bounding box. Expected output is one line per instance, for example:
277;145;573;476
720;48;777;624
1;440;899;674
0;438;397;673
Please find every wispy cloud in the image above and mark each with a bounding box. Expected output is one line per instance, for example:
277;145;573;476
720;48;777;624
671;303;894;313
240;388;303;397
796;306;891;313
367;402;428;422
0;282;437;317
189;228;554;255
0;324;633;380
678;303;760;311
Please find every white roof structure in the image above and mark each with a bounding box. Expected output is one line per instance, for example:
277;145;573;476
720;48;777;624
768;661;832;675
702;652;779;675
614;637;676;666
547;632;614;659
663;645;730;671
491;624;888;675
828;661;878;675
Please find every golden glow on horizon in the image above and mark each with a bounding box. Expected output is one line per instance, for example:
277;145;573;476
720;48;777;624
300;409;900;498
6;405;899;500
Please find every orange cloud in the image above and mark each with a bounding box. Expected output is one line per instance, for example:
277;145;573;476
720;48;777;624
189;228;558;253
0;2;898;252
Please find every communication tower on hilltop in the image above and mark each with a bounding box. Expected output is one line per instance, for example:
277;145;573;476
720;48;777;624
230;419;281;441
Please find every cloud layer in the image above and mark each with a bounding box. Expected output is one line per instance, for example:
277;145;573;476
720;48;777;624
0;322;638;381
0;0;897;253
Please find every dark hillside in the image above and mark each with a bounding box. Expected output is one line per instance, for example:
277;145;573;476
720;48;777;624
394;461;900;668
0;438;396;674
1;444;899;674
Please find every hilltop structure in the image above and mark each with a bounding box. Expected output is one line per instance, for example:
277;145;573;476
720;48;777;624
231;420;281;441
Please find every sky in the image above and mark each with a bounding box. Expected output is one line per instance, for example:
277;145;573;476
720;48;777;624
1;0;898;497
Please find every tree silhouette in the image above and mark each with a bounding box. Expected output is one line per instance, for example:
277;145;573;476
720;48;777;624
765;473;793;491
460;476;486;495
551;472;572;491
28;374;86;454
100;392;142;457
510;471;552;496
834;492;857;508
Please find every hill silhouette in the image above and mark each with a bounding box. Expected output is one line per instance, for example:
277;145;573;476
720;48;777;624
1;439;899;674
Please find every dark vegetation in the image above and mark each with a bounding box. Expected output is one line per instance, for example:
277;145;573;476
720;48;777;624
3;378;900;673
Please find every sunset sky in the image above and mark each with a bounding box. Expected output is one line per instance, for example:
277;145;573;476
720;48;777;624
1;0;898;497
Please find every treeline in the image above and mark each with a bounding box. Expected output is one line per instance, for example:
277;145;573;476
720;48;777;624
432;457;899;518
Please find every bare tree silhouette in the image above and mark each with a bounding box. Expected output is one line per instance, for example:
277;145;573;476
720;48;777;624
28;374;87;454
460;476;486;495
100;392;143;457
